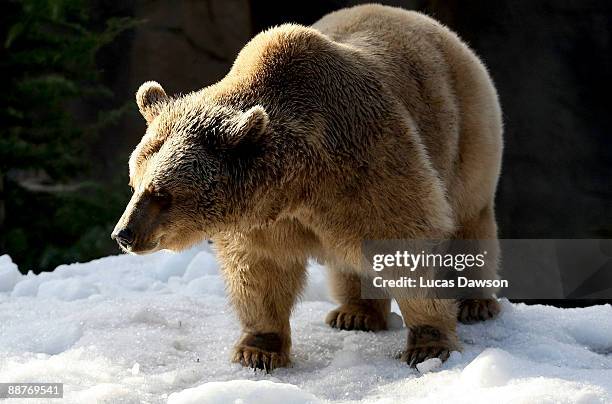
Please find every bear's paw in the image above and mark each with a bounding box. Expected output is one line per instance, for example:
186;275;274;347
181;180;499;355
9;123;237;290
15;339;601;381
457;298;500;324
401;325;458;369
326;304;388;332
232;332;290;372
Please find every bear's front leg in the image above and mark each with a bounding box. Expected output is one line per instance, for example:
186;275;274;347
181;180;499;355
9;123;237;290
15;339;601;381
217;243;307;372
396;298;461;368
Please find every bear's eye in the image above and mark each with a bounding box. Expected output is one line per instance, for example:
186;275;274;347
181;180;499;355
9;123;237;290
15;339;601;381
151;189;172;207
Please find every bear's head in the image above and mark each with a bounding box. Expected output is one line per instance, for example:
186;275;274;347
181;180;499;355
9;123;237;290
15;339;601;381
111;81;273;254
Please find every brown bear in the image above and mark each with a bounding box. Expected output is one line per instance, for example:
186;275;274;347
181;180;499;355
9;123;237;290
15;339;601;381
112;4;503;371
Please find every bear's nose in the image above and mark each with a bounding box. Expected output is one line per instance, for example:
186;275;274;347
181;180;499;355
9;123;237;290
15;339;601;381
112;228;135;248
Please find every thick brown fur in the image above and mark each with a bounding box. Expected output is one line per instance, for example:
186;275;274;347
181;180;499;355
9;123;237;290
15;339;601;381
113;4;503;371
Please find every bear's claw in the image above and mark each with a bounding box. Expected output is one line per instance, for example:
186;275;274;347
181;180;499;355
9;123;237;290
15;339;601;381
232;332;289;372
401;324;457;369
232;346;290;372
326;304;387;332
400;346;451;368
457;298;500;324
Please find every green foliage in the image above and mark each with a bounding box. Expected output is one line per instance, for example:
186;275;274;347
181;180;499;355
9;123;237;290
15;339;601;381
0;0;137;272
1;0;139;176
4;180;131;272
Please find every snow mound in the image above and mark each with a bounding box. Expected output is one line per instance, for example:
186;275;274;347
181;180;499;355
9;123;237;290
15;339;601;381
37;278;100;301
168;380;320;404
0;254;21;292
0;243;611;403
183;250;219;281
461;348;516;387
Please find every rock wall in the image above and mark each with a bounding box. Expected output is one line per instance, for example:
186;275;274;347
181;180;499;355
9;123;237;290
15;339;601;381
428;0;612;238
95;0;251;171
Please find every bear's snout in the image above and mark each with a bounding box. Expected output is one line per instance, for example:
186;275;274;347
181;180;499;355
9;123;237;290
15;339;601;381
111;227;135;249
112;192;168;254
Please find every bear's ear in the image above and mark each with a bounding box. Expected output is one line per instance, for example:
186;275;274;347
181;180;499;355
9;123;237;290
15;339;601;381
136;81;169;124
228;105;269;146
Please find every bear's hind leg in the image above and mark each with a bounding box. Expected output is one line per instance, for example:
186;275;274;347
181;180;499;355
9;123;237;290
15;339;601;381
325;270;390;332
455;204;501;324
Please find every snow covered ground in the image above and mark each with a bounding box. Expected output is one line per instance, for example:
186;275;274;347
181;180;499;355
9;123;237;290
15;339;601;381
1;244;611;403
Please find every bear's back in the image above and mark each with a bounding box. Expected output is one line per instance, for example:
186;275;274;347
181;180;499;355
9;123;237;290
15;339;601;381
314;4;503;207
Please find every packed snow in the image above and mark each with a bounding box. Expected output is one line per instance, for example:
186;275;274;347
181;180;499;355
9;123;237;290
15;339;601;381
0;243;611;403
